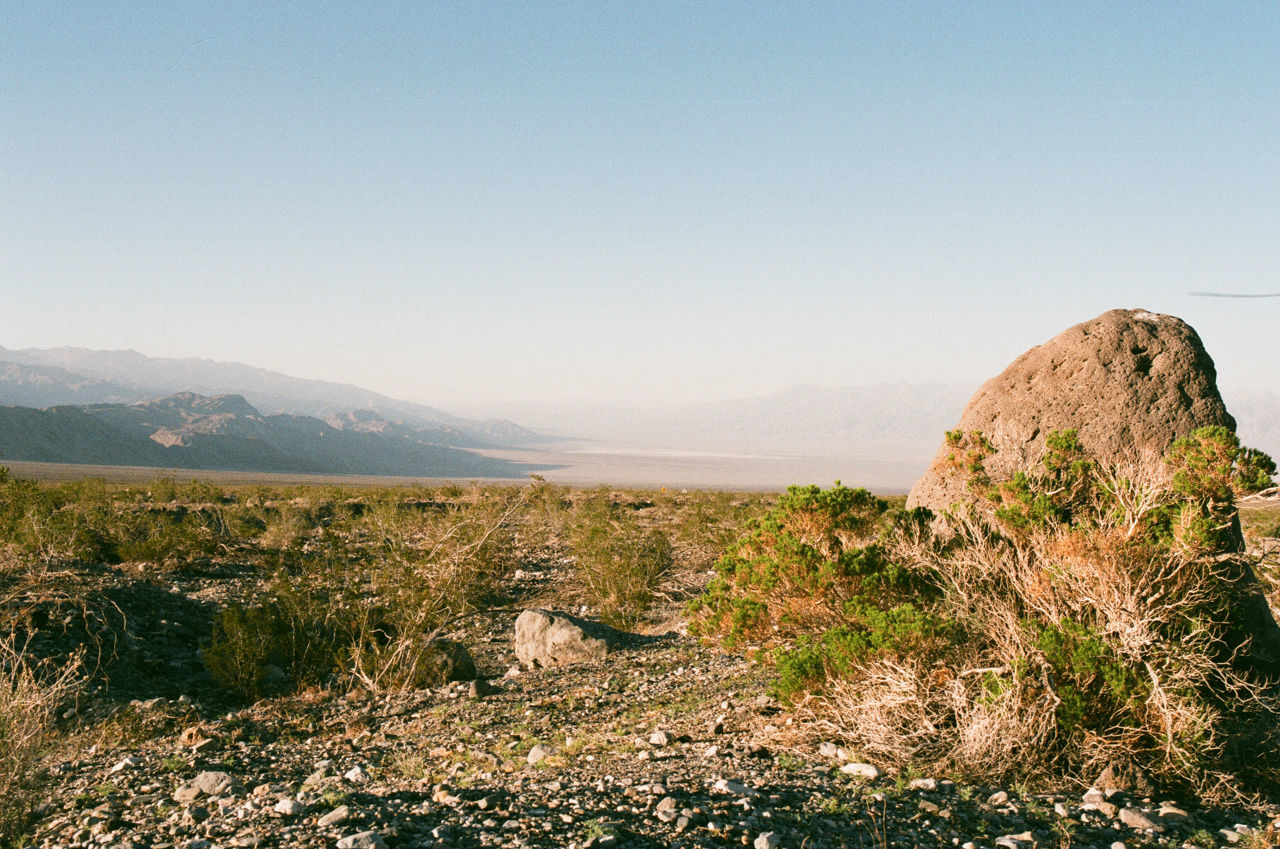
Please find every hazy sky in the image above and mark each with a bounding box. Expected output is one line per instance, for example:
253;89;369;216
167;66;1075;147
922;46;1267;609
5;3;1279;408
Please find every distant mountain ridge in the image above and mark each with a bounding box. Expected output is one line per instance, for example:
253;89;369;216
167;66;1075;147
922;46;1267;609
3;343;1275;485
0;392;535;478
466;382;978;462
0;344;541;447
470;382;1280;470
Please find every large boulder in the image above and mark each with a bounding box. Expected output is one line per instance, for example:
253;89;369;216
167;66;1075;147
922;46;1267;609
514;609;628;669
908;308;1235;512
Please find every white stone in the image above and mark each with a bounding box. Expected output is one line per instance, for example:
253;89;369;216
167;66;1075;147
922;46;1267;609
336;831;387;849
273;798;305;816
754;832;781;849
110;756;144;774
839;762;881;780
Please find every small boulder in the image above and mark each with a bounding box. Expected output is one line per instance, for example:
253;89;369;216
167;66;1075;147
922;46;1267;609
839;762;881;780
514;609;627;669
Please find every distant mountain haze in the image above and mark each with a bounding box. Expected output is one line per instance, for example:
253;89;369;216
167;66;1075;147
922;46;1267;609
2;344;1276;484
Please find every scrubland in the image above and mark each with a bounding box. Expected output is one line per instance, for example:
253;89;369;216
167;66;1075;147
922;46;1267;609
2;428;1279;848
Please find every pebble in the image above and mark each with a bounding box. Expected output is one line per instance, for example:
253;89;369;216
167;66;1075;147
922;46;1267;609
1118;807;1161;831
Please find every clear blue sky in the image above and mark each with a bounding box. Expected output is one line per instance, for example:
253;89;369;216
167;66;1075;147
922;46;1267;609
4;2;1279;407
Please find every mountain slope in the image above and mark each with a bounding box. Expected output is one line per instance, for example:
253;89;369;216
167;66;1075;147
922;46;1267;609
0;345;542;447
0;393;534;478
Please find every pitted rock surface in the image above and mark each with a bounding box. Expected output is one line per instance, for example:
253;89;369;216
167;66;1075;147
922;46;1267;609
514;608;628;668
908;308;1235;512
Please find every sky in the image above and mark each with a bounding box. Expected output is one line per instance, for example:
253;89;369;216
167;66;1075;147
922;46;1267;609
4;2;1279;409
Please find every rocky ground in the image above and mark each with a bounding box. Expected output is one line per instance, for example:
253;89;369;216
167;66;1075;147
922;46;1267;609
17;558;1280;849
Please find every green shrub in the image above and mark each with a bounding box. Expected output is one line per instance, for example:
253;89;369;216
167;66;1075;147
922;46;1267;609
689;482;935;649
1030;619;1149;739
204;576;359;700
691;435;1280;799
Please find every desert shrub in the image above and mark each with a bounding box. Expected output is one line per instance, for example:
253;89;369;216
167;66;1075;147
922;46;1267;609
694;435;1280;798
569;492;675;629
689;483;938;646
205;491;522;698
0;635;82;842
666;490;772;572
204;572;360;700
348;492;520;690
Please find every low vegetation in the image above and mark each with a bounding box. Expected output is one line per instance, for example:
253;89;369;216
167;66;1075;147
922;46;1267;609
2;424;1279;837
691;427;1280;801
0;632;82;841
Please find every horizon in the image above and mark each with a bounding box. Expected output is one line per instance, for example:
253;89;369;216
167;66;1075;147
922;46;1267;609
6;4;1280;409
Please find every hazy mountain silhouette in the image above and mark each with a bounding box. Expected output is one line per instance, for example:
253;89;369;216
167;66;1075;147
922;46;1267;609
4;344;1276;483
472;382;1280;470
467;383;978;462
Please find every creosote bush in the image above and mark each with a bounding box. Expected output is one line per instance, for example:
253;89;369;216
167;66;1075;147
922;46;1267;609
204;490;523;699
688;483;946;697
691;429;1280;799
569;491;674;629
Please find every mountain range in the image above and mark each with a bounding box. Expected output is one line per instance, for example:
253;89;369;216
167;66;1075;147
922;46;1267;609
0;344;540;447
0;391;541;478
2;344;1277;484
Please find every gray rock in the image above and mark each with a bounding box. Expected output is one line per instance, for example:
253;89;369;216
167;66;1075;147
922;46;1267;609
839;762;881;780
469;678;501;699
418;638;477;685
1118;807;1162;831
191;771;236;797
318;805;350;827
527;744;551;765
713;778;759;797
754;832;781;849
514;609;628;668
273;798;305;816
109;756;143;774
336;832;386;849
